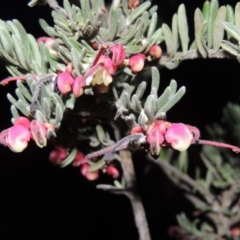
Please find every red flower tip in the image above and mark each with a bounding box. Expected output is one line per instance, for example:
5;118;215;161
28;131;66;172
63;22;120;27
106;165;119;179
80;163;99;181
72;151;85;167
14;117;31;129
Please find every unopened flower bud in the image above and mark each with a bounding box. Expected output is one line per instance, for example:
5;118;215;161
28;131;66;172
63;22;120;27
80;163;99;181
129;54;145;72
106;165;119;179
149;45;162;59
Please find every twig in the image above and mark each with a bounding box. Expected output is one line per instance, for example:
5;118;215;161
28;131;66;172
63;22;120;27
119;150;151;240
159;49;235;66
148;157;214;204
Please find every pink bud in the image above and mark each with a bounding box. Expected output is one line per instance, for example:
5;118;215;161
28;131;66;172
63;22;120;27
72;151;85;167
57;72;74;94
30;120;47;148
109;44;126;66
14;117;31;129
165;123;193;151
8;125;31;152
131;126;144;135
149;45;162;59
106;165;119;179
49;147;67;165
73;76;86;97
129;54;145;72
80;163;99;181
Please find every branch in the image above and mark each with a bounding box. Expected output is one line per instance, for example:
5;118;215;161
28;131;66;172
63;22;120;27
159;49;235;66
120;150;151;240
148;157;214;203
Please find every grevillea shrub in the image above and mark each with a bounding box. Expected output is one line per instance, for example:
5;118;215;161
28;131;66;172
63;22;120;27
1;0;240;239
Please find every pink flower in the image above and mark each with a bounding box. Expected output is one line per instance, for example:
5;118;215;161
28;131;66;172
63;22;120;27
72;151;85;167
165;123;193;151
30;120;47;148
57;72;74;94
14;117;31;129
109;44;126;66
106;165;119;179
129;54;146;72
80;163;99;181
73;76;86;97
8;125;31;152
149;45;162;59
49;147;68;165
146;122;165;156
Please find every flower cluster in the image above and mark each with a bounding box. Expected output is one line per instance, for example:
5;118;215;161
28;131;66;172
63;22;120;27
49;146;120;181
131;120;194;157
0;117;51;152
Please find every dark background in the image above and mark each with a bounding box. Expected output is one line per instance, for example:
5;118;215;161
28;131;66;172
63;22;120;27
0;0;240;239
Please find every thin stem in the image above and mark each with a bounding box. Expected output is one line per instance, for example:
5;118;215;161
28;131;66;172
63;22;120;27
148;157;214;203
119;150;151;240
159;49;235;66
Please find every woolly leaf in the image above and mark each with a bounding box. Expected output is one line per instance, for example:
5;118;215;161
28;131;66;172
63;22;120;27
213;6;226;53
162;23;175;58
178;4;189;54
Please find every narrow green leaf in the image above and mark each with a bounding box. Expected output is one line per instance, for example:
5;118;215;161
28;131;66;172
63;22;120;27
162;23;175;58
54;19;72;33
151;67;160;91
131;94;142;113
207;0;219;48
158;86;186;113
88;160;106;172
71;48;82;76
61;148;78;168
202;1;210;20
156;87;171;109
135;82;147;99
16;80;32;101
0;29;13;56
223;22;240;41
147;12;157;38
41;97;51;119
124;45;142;54
178;4;189;53
144;95;156;124
122;0;129;16
226;5;234;39
169;80;177;96
109;9;119;40
63;0;72;20
213;6;226;53
220;40;238;56
12;34;28;70
235;2;240;29
39;19;58;37
28;34;42;69
172;13;179;51
127;1;151;24
80;0;91;22
92;0;102;16
194;9;208;58
28;0;38;7
10;105;19;119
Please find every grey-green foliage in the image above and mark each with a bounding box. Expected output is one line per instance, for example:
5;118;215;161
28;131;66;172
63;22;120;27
0;19;53;75
160;0;240;68
8;75;65;132
115;67;186;130
38;0;164;58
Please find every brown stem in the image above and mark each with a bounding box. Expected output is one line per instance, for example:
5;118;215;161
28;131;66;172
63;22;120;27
159;49;235;66
120;150;151;240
